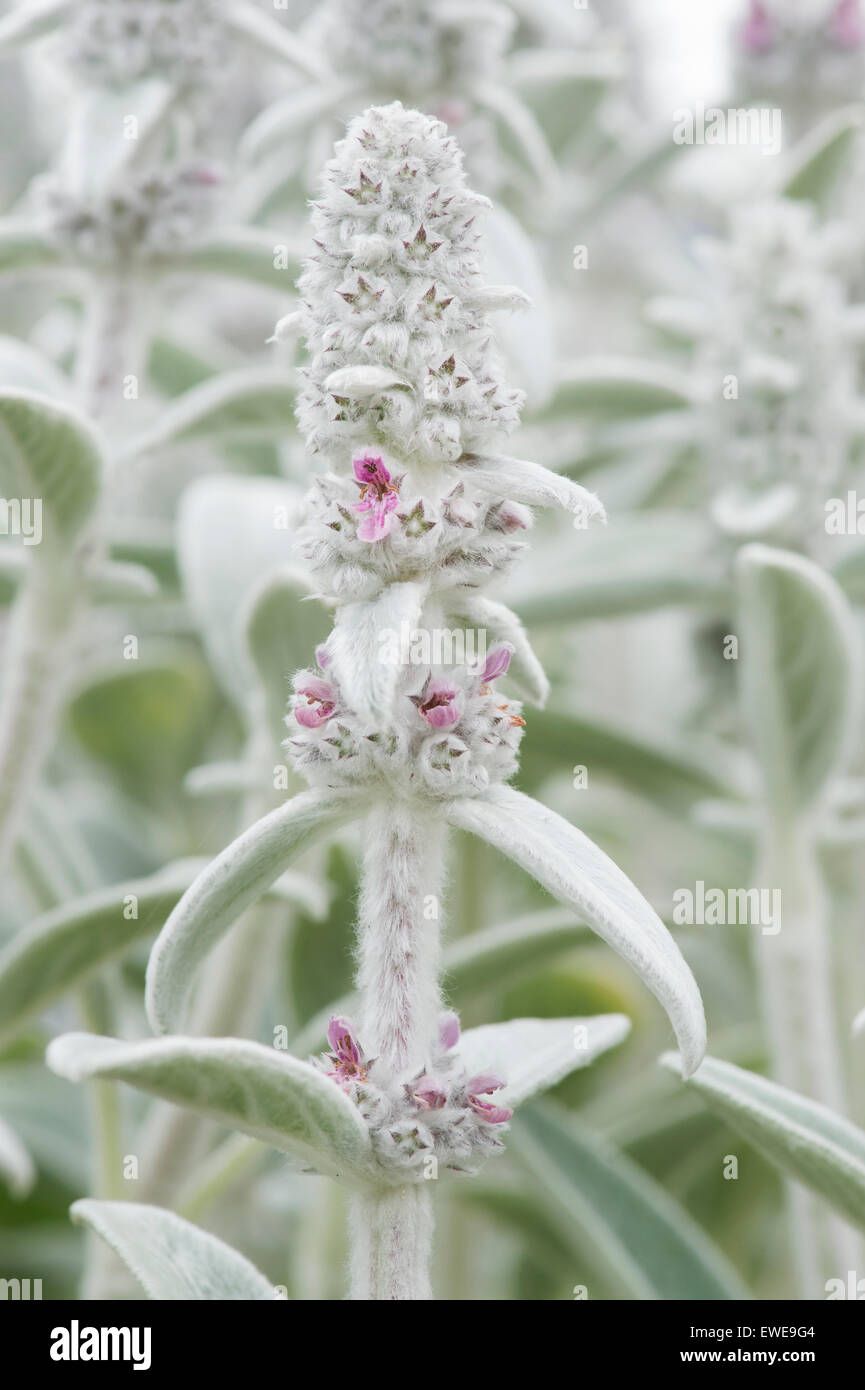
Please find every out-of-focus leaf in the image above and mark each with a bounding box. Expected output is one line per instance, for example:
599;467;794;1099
177;473;303;715
661;1052;865;1231
446;786;706;1075
517;707;742;813
444;907;592;1001
0;388;103;545
0;336;70;397
0;862;198;1043
244;567;331;744
48;1033;373;1183
0;0;71;51
62;81;176;201
0;1114;35;1197
146;788;365;1033
511;514;728;623
735;544;861;817
119;368;296;460
241;83;358;163
66;655;216;802
510;1102;750;1298
163;227;302;290
457;1015;630;1106
224;2;328;79
782;106;863;209
71;1199;276;1300
538;357;697;422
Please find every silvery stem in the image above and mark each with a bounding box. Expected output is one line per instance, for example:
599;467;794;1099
349;800;446;1298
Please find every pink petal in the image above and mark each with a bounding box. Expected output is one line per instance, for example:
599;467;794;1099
481;643;513;684
356;505;397;542
315;644;330;669
295;703;332;728
327;1016;360;1066
831;0;864;45
352;452;390;488
439;1012;461;1050
423;702;461;728
741;1;775;50
412;1075;448;1110
296;675;334;703
471;1100;513;1125
466;1072;506;1097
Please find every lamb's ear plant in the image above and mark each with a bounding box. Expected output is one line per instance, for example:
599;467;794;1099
48;101;707;1301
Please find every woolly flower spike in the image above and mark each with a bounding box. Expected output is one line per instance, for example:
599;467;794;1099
315;1012;510;1180
287;651;524;798
31;162;224;264
62;0;229;87
677;199;861;552
308;0;516;101
296;102;523;469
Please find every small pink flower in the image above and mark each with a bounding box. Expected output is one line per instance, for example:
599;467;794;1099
353;452;400;542
315;643;330;669
412;678;461;728
411;1075;448;1111
439;1011;460;1051
295;674;337;728
466;1073;513;1125
326;1016;366;1084
830;0;864;46
480;643;513;686
741;0;775;51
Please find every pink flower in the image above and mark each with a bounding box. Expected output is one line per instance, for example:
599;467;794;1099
741;1;775;51
480;643;513;686
412;677;461;728
466;1074;513;1125
411;1075;448;1110
830;0;864;46
326;1016;366;1083
353;452;400;542
439;1011;460;1051
295;674;337;728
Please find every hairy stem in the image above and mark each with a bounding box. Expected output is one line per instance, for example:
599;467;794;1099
356;801;445;1072
349;800;445;1299
75;272;145;423
349;1186;434;1301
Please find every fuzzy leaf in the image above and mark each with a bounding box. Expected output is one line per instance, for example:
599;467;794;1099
324;365;412;397
71;1199;277;1300
458;1015;630;1106
509;1103;749;1299
0;335;71;397
146;789;364;1033
62;82;176;201
49;1035;372;1183
120;368;296;460
0;388;103;545
446;786;706;1074
735;544;862;816
327;580;429;724
458;452;605;522
661;1053;865;1232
